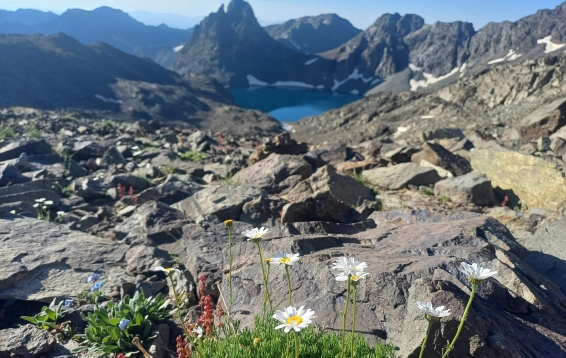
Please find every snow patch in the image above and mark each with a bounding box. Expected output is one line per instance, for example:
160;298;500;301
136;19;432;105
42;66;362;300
537;36;565;53
247;75;268;86
282;123;294;132
421;115;436;119
408;63;422;72
246;75;316;89
332;68;373;91
289;39;301;50
350;90;359;95
173;45;184;52
371;78;382;85
409;67;461;91
393;125;411;138
304;58;318;65
488;49;522;64
95;94;123;104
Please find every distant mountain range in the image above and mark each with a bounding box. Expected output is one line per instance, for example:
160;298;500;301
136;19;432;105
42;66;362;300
174;0;566;94
264;14;361;54
0;33;280;135
0;7;192;68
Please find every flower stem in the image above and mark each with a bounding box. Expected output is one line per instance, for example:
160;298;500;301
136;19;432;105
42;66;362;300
167;274;192;342
294;330;300;358
419;320;433;358
264;263;271;315
286;334;290;358
350;283;357;358
441;282;477;358
227;225;233;312
285;265;293;306
341;278;351;358
255;242;273;314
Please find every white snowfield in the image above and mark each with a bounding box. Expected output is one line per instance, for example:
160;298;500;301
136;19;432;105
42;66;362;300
304;58;318;65
537;35;565;53
95;94;123;104
332;68;373;91
173;45;184;52
487;49;523;64
409;66;461;91
393;125;411;138
246;75;324;89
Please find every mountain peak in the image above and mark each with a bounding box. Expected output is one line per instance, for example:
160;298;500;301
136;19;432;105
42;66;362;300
226;0;256;19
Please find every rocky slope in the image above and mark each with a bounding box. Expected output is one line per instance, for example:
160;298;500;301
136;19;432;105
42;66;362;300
0;7;192;68
264;14;361;54
1;103;566;356
293;53;566;145
0;33;281;136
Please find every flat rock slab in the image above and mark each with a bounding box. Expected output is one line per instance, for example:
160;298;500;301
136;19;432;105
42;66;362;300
364;162;442;190
213;212;566;357
0;215;130;302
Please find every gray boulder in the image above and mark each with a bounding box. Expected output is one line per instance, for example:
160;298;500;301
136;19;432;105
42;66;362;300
411;142;471;176
0;139;54;162
364;163;442;190
114;201;185;243
520;97;566;141
233;153;312;194
286;165;375;206
173;185;265;223
0;324;56;358
434;173;495;206
523;216;566;294
100;146;128;166
137;175;203;205
105;174;150;192
0;163;31;187
281;190;363;224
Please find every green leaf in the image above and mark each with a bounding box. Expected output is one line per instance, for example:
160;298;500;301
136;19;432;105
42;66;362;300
109;318;122;326
21;316;38;324
107;327;121;341
44;308;56;321
134;313;143;325
101;345;120;354
142;322;151;340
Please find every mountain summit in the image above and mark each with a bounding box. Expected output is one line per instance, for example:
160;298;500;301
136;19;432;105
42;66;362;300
172;0;342;90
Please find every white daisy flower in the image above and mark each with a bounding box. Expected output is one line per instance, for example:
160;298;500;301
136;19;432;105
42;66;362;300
416;301;451;319
192;326;203;338
9;210;15;214
270;252;300;270
273;306;316;333
335;271;369;282
57;211;65;216
332;257;368;275
459;262;497;283
35;198;46;203
242;227;269;243
154;266;181;275
43;200;54;206
33;203;40;208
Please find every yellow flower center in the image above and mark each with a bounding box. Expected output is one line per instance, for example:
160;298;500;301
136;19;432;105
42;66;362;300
265;258;271;263
164;268;173;272
253;338;260;346
351;275;360;281
280;257;291;264
224;219;233;226
255;233;262;238
286;315;303;325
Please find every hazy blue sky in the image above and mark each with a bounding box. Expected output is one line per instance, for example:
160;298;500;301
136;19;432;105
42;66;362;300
3;0;565;29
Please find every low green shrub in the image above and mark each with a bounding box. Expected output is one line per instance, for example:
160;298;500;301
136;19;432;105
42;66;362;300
21;298;67;330
77;291;171;357
178;150;208;162
198;316;395;358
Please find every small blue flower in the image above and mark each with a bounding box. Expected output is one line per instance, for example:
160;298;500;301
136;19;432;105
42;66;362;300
91;282;103;292
119;319;130;330
64;299;74;307
87;273;100;283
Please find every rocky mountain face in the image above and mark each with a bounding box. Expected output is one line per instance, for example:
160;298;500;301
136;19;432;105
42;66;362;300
0;33;281;136
175;1;566;94
264;14;361;54
0;7;192;68
1;111;566;356
172;0;340;89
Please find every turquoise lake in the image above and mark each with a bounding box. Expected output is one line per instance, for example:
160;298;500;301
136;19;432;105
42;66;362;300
229;87;363;122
